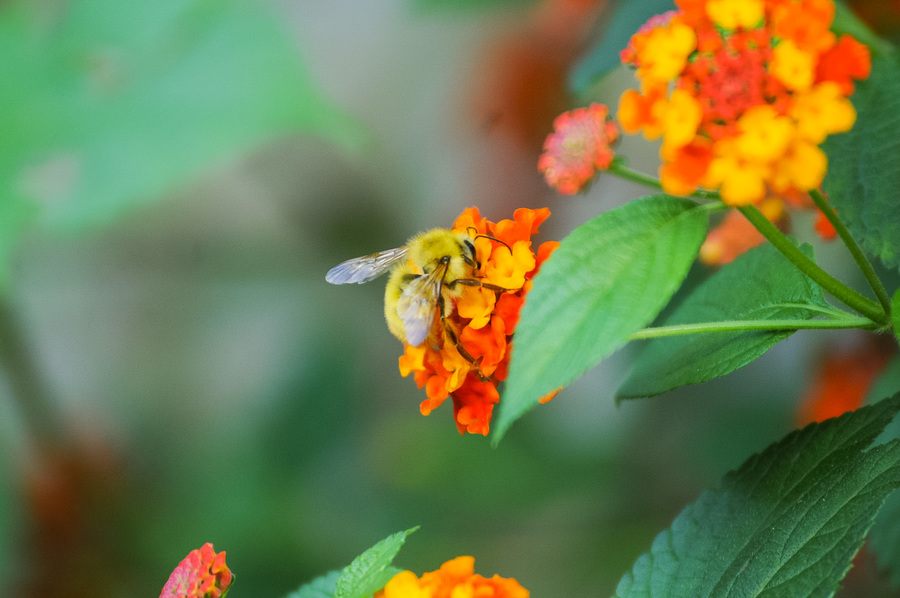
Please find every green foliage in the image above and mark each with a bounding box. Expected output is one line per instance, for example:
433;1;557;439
0;0;360;286
287;571;341;598
494;195;708;442
618;242;829;399
894;289;900;346
569;0;675;94
866;360;900;588
615;396;900;598
333;528;415;598
822;53;900;271
286;529;415;598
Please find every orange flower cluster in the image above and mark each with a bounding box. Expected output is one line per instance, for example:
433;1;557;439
159;543;233;598
538;103;620;194
376;556;529;598
398;207;559;435
618;0;871;206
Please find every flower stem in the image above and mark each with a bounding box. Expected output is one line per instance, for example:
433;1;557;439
628;316;877;340
609;162;721;201
737;204;887;324
809;188;892;317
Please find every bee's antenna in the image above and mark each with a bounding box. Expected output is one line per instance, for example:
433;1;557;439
474;233;511;252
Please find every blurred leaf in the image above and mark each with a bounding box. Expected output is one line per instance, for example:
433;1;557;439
617;242;829;400
286;571;341;598
494;195;708;443
894;289;900;346
833;1;894;57
569;0;675;94
334;528;417;598
867;355;900;405
410;0;537;12
0;0;361;272
615;395;900;598
822;54;900;271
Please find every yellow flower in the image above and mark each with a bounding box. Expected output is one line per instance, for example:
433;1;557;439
772;139;827;192
771;39;815;91
706;0;764;30
637;22;697;83
661;88;703;151
790;82;857;143
734;105;795;162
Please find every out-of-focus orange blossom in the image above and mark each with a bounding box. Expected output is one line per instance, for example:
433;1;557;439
375;556;529;598
398;207;559;435
797;338;895;426
617;0;870;206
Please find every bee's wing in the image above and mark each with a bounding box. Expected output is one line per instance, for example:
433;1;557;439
325;247;409;284
396;263;446;346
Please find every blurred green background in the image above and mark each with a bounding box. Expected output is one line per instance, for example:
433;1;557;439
0;0;894;596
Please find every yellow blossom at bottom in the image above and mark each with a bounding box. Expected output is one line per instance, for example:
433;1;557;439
376;556;529;598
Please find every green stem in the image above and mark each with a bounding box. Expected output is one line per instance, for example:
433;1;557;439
609;162;722;201
0;294;61;448
809;188;892;317
737;205;887;324
629;317;877;340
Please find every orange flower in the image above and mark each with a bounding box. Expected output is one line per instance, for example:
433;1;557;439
538;104;619;195
375;556;530;598
796;338;894;427
159;543;233;598
616;0;870;206
700;198;785;265
398;207;558;435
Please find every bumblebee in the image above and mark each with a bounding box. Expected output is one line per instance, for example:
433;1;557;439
325;229;481;347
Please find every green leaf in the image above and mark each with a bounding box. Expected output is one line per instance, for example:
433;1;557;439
334;528;417;598
569;0;675;94
822;54;900;271
615;395;900;598
893;289;900;346
0;0;362;239
286;571;341;598
866;357;900;589
617;242;830;399
494;195;708;443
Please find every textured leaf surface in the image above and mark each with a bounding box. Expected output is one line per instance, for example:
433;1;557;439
866;359;900;589
618;242;829;399
615;396;900;598
822;54;900;270
334;528;415;598
286;571;341;598
494;195;708;442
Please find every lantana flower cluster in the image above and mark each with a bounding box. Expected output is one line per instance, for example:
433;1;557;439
537;103;620;195
159;543;233;598
398;207;559;436
376;556;529;598
618;0;871;206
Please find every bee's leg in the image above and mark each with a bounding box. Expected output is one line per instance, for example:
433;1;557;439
437;293;490;383
448;278;519;294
